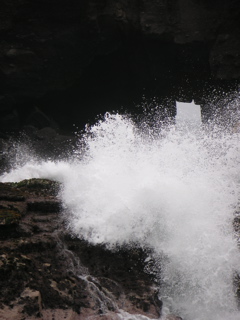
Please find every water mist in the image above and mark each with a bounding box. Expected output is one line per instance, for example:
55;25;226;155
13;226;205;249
1;97;240;320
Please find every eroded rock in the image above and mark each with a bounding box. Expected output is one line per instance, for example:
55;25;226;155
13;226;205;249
0;178;161;320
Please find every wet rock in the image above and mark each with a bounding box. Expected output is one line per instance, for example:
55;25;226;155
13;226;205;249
0;178;161;320
0;204;21;225
20;287;42;317
12;178;61;195
27;199;61;213
0;183;25;201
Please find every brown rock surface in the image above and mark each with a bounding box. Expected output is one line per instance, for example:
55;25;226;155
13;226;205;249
0;178;161;320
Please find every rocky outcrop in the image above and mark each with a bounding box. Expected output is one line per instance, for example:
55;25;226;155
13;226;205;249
0;0;239;134
0;179;162;320
1;178;239;319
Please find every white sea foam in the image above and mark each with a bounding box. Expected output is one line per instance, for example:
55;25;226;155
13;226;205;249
1;103;240;320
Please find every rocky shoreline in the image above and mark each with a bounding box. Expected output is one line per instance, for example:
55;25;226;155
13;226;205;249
1;178;240;320
0;178;162;320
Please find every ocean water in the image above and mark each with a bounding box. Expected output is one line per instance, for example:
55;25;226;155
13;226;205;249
1;99;240;320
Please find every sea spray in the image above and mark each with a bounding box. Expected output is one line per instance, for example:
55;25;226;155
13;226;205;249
1;105;240;320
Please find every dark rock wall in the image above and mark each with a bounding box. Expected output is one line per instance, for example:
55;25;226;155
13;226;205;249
0;0;240;133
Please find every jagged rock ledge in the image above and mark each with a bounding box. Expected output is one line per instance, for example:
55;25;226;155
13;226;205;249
0;178;162;320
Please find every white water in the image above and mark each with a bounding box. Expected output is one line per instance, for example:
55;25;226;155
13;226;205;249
1;100;240;320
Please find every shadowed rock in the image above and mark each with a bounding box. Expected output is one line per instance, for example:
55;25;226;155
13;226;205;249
0;1;240;135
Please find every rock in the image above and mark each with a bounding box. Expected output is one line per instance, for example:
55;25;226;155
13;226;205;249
5;48;35;58
25;107;58;130
27;199;61;213
0;178;240;319
210;33;240;79
0;178;161;319
0;204;21;225
20;287;42;317
0;1;239;133
165;314;183;320
0;183;25;201
36;127;57;140
0;95;19;133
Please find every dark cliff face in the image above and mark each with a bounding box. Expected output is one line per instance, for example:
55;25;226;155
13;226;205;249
0;0;240;133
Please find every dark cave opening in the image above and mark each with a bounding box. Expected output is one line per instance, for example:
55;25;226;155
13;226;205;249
32;38;219;132
1;37;239;136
